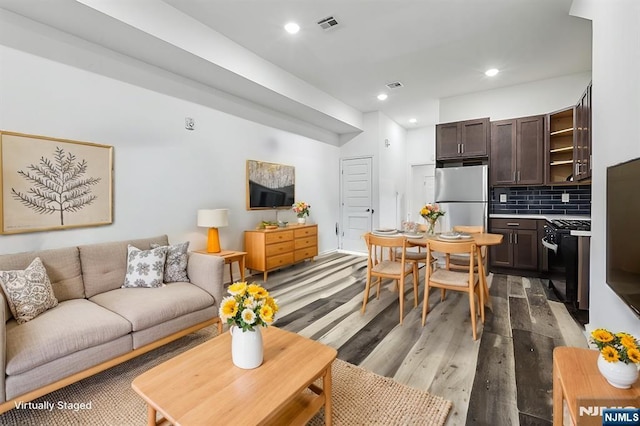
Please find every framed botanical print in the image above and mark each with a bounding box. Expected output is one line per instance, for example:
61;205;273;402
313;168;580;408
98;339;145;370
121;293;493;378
0;131;113;234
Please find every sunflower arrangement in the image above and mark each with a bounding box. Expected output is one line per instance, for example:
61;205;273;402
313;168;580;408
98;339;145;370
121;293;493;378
590;328;640;364
420;203;445;221
219;282;279;331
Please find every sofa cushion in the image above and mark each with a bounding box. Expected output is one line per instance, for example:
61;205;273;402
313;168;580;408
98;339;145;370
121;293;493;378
90;282;214;331
5;298;132;375
0;257;58;324
79;235;169;298
122;245;167;288
0;246;84;322
151;241;190;283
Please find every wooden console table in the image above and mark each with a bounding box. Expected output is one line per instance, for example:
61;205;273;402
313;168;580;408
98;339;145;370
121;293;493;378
553;346;640;426
244;224;318;281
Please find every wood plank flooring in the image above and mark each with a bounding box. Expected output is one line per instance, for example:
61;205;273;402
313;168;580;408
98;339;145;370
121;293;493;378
249;252;588;426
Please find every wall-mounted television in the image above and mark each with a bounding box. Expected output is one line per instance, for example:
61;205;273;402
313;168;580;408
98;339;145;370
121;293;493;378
606;156;640;317
246;160;295;210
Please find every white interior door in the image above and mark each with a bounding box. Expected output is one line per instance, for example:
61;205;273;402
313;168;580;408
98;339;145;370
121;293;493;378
409;164;436;222
340;157;372;253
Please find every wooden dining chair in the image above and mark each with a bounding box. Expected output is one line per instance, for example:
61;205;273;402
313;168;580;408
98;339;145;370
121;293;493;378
448;225;486;273
421;239;484;340
363;233;418;325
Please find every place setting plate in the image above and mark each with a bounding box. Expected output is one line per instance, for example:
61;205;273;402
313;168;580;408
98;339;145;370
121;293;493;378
402;232;425;239
437;232;472;241
372;228;399;236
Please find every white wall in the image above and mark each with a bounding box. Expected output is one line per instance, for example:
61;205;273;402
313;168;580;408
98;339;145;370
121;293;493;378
0;44;341;257
575;0;640;335
439;72;592;123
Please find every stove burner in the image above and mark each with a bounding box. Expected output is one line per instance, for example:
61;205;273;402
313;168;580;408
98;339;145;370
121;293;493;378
550;219;591;232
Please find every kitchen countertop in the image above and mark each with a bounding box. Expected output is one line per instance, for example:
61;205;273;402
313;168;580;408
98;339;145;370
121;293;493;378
489;213;591;221
489;213;592;237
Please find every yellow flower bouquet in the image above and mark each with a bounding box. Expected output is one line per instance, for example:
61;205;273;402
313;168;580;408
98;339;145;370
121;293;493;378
420;203;445;221
591;328;640;364
219;282;279;331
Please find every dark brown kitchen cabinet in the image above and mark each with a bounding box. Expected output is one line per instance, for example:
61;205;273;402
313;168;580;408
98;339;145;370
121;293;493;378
489;218;539;271
436;117;490;161
490;115;544;186
575;82;592;181
546;106;576;184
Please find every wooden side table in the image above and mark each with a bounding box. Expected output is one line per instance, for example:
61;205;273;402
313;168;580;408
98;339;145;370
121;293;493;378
553;346;640;426
194;250;247;283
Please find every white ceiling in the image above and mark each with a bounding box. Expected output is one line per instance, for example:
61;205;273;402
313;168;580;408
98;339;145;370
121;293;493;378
0;0;592;133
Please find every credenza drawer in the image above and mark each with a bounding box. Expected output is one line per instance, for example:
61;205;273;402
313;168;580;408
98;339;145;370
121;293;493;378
294;227;317;238
294;247;318;262
294;237;317;250
265;241;294;256
265;230;294;244
266;253;294;270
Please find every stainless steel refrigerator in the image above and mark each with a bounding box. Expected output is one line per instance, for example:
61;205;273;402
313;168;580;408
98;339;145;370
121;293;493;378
434;165;489;232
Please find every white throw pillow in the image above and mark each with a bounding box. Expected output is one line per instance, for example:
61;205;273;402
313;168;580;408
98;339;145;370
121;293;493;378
122;245;167;288
0;257;58;324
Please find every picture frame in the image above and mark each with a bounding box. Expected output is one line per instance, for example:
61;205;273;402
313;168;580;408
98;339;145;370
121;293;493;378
246;160;295;210
0;131;114;234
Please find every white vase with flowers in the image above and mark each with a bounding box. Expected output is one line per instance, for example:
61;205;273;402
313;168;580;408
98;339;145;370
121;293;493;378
219;282;279;369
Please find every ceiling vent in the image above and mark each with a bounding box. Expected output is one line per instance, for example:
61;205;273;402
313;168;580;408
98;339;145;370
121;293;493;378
386;81;404;89
317;16;339;31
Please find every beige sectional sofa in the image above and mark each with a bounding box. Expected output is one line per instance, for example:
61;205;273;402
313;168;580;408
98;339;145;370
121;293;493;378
0;235;224;413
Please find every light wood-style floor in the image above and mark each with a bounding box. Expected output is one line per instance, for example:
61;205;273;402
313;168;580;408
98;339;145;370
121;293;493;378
250;252;588;426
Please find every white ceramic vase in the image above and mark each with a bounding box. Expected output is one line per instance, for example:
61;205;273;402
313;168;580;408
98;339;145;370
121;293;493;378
230;326;263;369
297;217;306;224
597;354;639;389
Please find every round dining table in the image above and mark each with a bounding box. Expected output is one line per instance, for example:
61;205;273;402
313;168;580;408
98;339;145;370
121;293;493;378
407;232;503;310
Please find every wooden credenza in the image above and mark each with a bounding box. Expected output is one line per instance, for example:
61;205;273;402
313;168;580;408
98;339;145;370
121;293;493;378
244;224;318;281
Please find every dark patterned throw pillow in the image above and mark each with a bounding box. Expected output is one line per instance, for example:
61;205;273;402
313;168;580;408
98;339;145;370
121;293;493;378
0;257;58;324
151;241;190;283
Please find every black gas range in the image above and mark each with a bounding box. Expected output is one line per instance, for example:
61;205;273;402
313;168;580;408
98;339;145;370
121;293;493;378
542;218;591;310
544;219;591;245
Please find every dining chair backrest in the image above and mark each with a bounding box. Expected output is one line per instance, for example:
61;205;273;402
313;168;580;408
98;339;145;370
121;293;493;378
427;239;477;265
453;225;484;234
450;225;485;272
364;233;408;266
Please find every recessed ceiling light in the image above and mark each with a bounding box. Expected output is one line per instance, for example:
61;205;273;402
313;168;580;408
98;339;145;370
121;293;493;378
485;68;499;77
377;93;388;101
284;22;300;34
409;118;417;124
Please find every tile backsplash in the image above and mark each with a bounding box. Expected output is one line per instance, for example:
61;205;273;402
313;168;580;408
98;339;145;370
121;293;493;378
490;185;591;216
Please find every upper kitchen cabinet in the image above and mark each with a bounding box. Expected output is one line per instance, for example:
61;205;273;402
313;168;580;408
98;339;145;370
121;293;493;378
490;115;545;186
575;82;592;181
436;118;490;161
546;107;576;184
545;82;593;184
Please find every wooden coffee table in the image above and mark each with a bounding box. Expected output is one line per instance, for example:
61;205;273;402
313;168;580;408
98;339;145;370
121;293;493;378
132;326;337;426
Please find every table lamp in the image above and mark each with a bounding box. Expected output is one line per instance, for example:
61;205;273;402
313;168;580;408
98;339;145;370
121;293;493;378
197;209;229;253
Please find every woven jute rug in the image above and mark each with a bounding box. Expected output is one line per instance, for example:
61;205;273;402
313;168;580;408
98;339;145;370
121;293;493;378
0;326;451;426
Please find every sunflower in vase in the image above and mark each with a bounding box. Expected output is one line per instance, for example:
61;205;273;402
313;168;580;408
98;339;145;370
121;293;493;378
591;328;640;364
420;203;445;235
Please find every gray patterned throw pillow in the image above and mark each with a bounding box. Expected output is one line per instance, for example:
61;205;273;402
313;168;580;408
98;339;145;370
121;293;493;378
122;245;168;288
0;257;58;324
151;241;190;283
